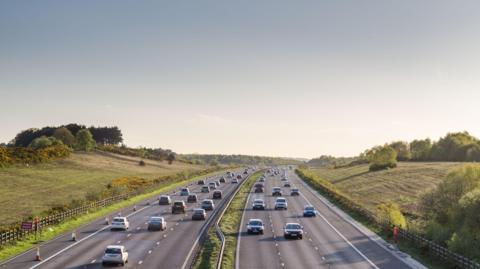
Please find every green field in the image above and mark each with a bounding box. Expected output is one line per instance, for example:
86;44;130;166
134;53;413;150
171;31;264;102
0;151;207;226
308;162;462;217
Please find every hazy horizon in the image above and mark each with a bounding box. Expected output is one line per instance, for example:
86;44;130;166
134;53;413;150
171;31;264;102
2;1;480;158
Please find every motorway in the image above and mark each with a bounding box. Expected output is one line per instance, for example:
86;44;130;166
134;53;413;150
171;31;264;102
0;170;248;269
237;169;414;269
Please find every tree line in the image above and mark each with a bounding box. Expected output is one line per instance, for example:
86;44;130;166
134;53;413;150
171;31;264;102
310;131;480;172
181;154;303;166
10;124;123;148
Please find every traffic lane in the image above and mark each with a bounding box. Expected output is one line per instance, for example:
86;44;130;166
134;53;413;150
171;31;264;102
265;177;326;269
286;190;372;269
0;177;209;269
139;179;243;268
37;178;239;269
289;171;411;269
238;188;283;269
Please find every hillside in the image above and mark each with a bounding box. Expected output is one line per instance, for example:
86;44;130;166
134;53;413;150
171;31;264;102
0;151;208;226
308;162;462;217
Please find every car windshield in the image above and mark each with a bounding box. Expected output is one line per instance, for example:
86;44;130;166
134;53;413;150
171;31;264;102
254;200;263;204
203;200;212;204
249;220;262;226
113;218;124;223
292;189;298;192
305;207;315;211
286;224;301;229
105;248;122;254
273;188;280;191
150;218;162;223
174;202;183;206
277;199;286;203
194;209;204;214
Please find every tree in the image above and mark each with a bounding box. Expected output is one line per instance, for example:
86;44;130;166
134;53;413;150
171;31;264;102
410;139;432;161
52;127;75;146
29;136;51;149
89;126;123;145
167;153;176;165
368;145;397;171
377;202;407;228
75;129;96;151
430;132;478;161
389;141;411;161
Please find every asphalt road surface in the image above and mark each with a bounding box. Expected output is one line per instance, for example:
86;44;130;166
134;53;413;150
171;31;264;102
237;169;414;269
0;170;248;269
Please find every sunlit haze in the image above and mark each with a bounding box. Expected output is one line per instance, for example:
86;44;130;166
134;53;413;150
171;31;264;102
2;1;480;158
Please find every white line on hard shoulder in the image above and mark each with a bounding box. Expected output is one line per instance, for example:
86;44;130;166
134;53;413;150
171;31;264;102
297;181;380;269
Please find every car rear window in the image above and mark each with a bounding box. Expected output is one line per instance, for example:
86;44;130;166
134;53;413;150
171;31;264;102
105;248;122;254
277;199;286;203
174;202;184;206
194;209;204;214
305;207;314;211
249;220;262;226
286;224;301;229
113;218;124;223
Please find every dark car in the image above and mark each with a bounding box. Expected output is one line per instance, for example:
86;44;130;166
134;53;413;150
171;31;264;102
187;194;198;203
212;190;222;199
192;208;207;220
254;182;265;193
290;188;299;196
284;223;303;239
284;182;291;187
303;205;317;217
172;201;186;214
236;175;242;180
197;179;205;185
158;195;171;205
219;177;226;183
147;217;166;231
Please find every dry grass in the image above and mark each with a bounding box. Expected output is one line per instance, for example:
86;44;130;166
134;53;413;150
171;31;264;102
0;151;207;226
309;162;462;216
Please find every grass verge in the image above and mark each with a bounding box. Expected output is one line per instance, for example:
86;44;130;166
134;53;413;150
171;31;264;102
193;170;262;269
0;168;232;263
296;168;450;269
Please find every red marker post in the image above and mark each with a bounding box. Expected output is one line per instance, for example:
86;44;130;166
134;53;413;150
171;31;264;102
393;226;399;244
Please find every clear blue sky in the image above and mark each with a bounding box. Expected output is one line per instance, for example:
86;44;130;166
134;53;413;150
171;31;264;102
1;1;480;158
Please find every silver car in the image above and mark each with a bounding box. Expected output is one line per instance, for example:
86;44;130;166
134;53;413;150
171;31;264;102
102;245;129;266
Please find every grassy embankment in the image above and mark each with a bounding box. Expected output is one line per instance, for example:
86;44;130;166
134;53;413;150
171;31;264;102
0;150;207;226
309;162;460;217
193;170;262;269
0;152;231;262
300;162;464;269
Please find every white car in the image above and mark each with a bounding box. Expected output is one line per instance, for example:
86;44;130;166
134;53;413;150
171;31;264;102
232;178;239;184
274;197;288;210
111;217;129;231
102;245;129;266
246;219;264;234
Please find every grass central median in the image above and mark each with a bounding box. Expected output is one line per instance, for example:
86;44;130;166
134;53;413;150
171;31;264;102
193;170;262;269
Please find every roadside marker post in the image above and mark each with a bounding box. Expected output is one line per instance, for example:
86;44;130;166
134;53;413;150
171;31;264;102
71;231;76;241
133;205;137;211
35;247;41;261
105;217;109;225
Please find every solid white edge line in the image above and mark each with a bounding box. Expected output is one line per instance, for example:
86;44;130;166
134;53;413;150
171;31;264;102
28;205;151;269
235;178;253;269
294;173;380;269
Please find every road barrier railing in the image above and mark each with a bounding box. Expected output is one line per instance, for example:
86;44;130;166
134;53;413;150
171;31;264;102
295;168;480;269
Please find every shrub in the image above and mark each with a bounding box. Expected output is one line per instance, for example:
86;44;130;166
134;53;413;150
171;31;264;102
75;129;96;151
139;160;146;166
377;202;407;228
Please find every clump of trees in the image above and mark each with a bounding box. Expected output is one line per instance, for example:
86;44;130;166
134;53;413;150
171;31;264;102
420;164;480;260
365;145;397;171
75;129;96;151
377;202;407;228
11;124;123;147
